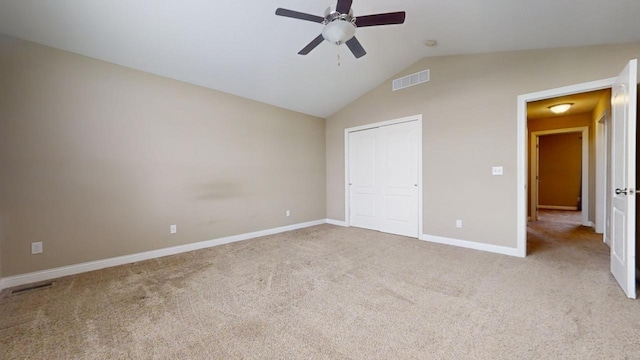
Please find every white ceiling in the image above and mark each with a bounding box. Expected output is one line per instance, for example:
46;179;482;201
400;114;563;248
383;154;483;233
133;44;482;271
1;0;639;118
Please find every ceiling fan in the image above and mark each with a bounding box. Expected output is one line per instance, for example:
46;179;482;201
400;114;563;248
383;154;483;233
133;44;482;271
275;0;406;59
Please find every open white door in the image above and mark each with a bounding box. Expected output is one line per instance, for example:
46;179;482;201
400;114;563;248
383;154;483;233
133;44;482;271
610;59;637;299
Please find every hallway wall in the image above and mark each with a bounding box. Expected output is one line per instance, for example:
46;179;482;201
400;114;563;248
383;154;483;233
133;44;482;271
538;133;583;208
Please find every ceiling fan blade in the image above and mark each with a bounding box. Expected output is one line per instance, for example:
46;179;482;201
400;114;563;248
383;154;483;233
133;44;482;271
355;11;406;27
298;34;325;55
336;0;353;14
346;37;366;59
275;8;324;23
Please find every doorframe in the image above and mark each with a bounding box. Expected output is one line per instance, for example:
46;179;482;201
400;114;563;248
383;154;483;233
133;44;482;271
595;111;609;238
516;78;615;257
530;127;590;225
344;114;423;237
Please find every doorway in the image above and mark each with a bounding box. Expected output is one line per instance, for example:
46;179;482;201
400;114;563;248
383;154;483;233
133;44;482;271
516;78;615;257
516;59;638;299
530;127;589;226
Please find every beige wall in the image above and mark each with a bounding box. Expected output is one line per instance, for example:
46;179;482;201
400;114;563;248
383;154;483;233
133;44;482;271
528;113;593;133
326;43;640;248
538;133;582;207
592;90;612;125
0;35;326;277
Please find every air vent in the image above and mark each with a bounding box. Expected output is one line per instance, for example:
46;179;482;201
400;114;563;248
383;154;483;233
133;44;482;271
392;69;430;91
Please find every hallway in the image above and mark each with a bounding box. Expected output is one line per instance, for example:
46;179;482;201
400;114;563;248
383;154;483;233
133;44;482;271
536;209;583;225
527;210;606;259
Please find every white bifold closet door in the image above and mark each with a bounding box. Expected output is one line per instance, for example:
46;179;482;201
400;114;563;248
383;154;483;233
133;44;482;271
349;120;419;238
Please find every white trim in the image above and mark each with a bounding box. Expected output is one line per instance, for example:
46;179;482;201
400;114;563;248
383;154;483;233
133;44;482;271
420;234;520;257
346;115;421;133
344;128;350;228
516;94;528;257
417;119;424;238
344;114;423;237
537;205;579;210
595;111;608;235
516;77;616;257
326;218;348;227
0;219;326;291
530;126;589;226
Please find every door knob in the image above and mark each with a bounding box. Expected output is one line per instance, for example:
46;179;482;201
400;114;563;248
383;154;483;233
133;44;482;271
616;188;628;195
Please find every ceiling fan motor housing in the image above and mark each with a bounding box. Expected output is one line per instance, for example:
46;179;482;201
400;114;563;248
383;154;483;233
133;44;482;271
321;6;357;45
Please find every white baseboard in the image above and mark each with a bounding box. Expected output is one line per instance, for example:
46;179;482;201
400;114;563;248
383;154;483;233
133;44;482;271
420;234;521;257
0;219;326;291
538;205;578;211
325;218;348;227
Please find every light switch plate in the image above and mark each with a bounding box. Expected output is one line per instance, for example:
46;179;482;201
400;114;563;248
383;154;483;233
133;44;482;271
492;166;504;176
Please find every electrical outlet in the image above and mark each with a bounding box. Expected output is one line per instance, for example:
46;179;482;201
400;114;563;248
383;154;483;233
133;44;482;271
170;225;177;234
456;220;463;228
492;166;504;176
31;242;43;254
286;210;290;217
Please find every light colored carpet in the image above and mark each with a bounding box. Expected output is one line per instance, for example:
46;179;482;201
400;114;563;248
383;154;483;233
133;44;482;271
537;209;583;225
1;223;639;359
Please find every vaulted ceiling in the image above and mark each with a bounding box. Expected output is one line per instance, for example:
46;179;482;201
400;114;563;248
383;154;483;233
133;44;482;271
1;0;639;118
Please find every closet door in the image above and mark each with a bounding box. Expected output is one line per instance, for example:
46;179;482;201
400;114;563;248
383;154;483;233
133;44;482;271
348;120;419;237
378;121;419;237
349;128;379;231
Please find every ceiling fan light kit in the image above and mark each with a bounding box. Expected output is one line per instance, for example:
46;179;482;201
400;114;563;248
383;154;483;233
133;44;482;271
322;8;356;45
275;0;406;59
